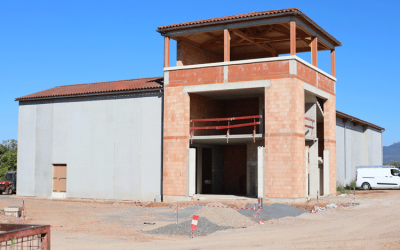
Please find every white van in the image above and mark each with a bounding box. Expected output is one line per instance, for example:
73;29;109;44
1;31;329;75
356;167;400;190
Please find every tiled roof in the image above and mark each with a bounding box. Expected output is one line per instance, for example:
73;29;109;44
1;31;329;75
158;8;298;30
16;77;163;100
158;8;341;46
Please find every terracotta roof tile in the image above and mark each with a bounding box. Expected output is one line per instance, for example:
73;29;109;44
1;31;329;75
158;8;341;46
16;77;163;101
158;8;299;30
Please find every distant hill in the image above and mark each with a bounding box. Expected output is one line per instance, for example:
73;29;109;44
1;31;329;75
383;142;400;163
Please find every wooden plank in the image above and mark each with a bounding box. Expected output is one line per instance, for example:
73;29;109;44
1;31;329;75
53;166;59;192
59;178;66;192
59;166;66;179
59;166;66;192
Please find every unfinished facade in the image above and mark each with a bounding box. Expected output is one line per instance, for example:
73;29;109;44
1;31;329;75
15;8;384;202
160;8;340;201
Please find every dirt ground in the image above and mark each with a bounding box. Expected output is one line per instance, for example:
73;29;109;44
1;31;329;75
0;190;399;249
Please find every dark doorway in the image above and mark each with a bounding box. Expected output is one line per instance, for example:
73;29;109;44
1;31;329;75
202;148;212;194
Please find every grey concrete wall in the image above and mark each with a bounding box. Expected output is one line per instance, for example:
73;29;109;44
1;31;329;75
17;92;163;201
367;127;383;166
336;117;383;187
246;140;263;197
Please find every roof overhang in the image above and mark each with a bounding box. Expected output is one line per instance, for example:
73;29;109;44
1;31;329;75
336;110;385;131
157;8;341;49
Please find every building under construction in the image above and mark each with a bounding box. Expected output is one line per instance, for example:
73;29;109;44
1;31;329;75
16;8;384;201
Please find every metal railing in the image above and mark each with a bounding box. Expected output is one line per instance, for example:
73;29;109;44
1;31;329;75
0;224;50;250
305;117;315;140
190;115;262;143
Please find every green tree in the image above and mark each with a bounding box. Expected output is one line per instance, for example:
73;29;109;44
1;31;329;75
0;140;17;180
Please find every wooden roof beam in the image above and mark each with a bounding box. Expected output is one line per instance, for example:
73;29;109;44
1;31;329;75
230;29;277;56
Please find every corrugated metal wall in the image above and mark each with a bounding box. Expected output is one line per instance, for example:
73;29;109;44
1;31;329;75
17;92;163;201
336;117;383;187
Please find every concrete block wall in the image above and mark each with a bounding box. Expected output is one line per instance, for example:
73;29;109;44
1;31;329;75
177;41;221;66
264;78;306;199
17;92;163;201
163;86;190;196
223;99;260;134
164;57;337;200
189;94;224;136
189;94;260;135
324;95;337;194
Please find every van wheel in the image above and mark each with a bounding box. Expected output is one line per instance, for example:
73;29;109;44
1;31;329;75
361;183;370;190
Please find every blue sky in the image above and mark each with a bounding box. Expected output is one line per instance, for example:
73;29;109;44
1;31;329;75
1;0;399;146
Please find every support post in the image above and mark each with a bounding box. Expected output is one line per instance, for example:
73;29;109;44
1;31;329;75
290;21;296;56
41;230;51;250
323;149;330;196
331;49;335;77
187;148;196;197
164;36;170;68
305;146;309;198
257;146;265;198
224;29;230;62
311;37;318;67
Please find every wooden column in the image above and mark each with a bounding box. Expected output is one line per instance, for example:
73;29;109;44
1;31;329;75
290;21;296;56
311;37;318;67
164;36;170;68
331;49;335;77
224;29;230;62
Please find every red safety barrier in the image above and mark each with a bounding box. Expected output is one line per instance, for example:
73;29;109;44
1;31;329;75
191;115;262;122
305;117;315;122
190;115;262;143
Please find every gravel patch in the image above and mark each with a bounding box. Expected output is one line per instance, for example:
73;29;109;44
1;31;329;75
144;217;234;237
238;203;308;221
195;203;252;227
